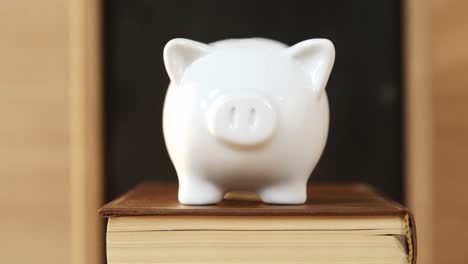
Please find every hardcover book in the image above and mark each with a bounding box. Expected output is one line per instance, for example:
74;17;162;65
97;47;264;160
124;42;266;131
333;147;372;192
100;182;416;264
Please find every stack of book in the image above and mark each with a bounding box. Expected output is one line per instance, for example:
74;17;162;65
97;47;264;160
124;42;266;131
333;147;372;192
100;182;416;264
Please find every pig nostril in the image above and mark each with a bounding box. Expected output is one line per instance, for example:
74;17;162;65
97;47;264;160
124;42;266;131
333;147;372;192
249;107;256;128
229;106;236;128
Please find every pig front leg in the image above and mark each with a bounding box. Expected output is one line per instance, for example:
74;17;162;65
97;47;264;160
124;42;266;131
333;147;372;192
178;175;224;205
259;180;307;204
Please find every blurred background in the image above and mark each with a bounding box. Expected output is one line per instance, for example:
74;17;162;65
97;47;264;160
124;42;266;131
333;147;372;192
0;0;466;263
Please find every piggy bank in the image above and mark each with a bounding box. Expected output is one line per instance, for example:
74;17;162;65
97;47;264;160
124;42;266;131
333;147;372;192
163;38;335;205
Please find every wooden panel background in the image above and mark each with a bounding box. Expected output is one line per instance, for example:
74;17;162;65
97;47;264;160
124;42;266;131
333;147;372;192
0;0;102;263
0;0;70;262
69;0;104;264
404;0;432;263
69;0;103;263
407;0;468;263
432;0;468;263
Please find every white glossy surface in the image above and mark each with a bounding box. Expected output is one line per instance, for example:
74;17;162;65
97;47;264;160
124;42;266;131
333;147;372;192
206;94;277;146
163;38;335;205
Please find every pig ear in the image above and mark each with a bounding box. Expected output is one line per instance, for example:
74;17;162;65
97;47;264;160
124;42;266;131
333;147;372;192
164;38;211;85
287;39;335;98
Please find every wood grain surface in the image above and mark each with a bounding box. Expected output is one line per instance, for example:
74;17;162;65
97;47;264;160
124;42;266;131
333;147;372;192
404;0;432;263
100;182;409;217
0;0;102;264
432;1;468;263
0;0;70;263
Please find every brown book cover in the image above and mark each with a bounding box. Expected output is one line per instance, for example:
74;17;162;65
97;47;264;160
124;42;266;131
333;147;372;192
100;182;416;264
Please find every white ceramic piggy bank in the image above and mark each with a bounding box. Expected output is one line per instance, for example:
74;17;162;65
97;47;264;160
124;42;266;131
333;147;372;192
163;38;335;205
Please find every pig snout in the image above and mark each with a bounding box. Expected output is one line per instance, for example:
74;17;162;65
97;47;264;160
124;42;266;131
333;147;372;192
207;95;277;146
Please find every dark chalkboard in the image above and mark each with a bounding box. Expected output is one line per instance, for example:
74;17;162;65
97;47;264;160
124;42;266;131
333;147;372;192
104;0;403;202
